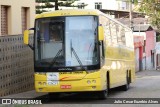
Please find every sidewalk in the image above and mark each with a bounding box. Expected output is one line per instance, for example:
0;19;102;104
1;70;160;99
0;90;48;98
136;70;160;78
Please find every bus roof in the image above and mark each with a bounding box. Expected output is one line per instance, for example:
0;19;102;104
36;9;99;19
36;9;131;30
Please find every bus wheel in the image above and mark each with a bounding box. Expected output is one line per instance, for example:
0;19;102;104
98;90;108;100
97;74;109;100
122;73;130;91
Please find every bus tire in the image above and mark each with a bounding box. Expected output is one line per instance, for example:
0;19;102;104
98;73;109;99
121;73;130;91
98;90;108;100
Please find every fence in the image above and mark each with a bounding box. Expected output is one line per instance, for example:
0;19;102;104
0;34;34;97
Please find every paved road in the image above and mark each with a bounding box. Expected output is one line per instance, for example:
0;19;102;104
32;70;160;107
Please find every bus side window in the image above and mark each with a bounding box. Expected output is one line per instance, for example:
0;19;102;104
99;40;105;66
118;26;126;45
110;22;118;44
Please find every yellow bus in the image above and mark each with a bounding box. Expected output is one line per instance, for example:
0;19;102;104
24;9;135;99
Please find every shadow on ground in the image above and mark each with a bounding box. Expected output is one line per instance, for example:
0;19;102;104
35;86;130;104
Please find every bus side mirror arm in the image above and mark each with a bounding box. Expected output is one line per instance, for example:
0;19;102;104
28;44;34;50
29;28;35;30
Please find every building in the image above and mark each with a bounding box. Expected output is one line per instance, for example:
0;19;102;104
133;25;156;71
119;18;160;71
0;0;35;36
155;42;160;70
133;33;144;72
73;0;131;10
36;0;141;18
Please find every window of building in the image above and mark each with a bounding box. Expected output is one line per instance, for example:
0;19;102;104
95;2;102;9
78;3;85;9
1;6;8;36
21;7;29;33
118;2;120;10
122;1;129;10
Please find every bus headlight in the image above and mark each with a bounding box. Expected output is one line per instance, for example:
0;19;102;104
87;80;91;84
92;80;96;83
43;82;46;85
38;82;42;85
38;88;43;91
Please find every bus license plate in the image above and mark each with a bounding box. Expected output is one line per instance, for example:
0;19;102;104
60;85;72;89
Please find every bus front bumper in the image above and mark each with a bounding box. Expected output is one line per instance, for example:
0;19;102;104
35;78;105;92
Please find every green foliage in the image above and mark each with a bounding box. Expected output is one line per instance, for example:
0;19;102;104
130;0;138;4
36;0;79;14
135;0;160;31
157;35;160;42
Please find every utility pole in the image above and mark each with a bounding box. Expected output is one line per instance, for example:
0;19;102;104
55;0;59;10
129;0;133;31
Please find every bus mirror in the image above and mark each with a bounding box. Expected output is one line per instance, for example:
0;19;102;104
98;26;104;41
24;30;29;45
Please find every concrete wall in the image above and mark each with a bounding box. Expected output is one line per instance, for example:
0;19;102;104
142;57;146;70
155;42;160;69
0;0;35;35
135;48;139;72
133;32;146;40
133;31;156;71
0;35;34;97
133;32;145;71
145;31;156;70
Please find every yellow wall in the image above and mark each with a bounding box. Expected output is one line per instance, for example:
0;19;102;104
0;0;35;35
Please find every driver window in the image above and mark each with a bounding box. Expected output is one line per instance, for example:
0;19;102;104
49;23;63;42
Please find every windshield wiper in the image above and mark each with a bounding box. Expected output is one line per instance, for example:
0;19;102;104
70;40;88;72
49;49;62;68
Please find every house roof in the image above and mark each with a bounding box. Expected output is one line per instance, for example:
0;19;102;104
117;18;154;32
133;25;153;32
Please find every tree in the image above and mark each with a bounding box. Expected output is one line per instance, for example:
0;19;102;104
135;0;160;31
36;0;79;14
130;0;138;4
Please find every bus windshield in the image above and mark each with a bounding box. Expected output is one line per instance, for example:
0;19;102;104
35;16;99;69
